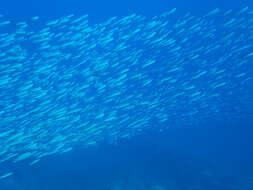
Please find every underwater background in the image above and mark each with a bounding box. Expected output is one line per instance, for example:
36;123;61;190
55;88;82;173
0;0;253;189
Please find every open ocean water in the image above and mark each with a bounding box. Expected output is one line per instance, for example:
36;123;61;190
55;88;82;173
0;0;253;189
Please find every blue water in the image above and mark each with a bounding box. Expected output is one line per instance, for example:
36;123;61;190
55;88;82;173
0;0;253;189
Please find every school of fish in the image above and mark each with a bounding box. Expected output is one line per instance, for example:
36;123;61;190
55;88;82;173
0;7;253;179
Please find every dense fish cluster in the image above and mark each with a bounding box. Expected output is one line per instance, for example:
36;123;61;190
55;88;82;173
0;7;253;178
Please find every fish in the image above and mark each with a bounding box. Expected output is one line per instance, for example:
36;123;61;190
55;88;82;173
0;172;13;180
0;8;252;178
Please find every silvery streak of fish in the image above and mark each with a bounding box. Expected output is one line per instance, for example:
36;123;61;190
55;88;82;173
0;7;252;179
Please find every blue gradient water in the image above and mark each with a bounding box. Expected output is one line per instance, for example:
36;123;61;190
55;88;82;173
0;0;253;189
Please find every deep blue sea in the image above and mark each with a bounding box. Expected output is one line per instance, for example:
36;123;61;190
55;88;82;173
0;0;253;189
